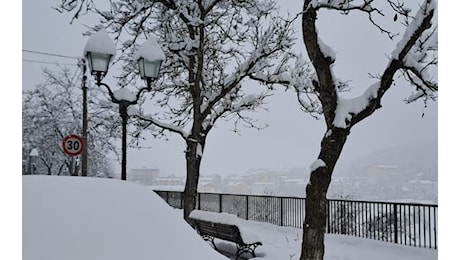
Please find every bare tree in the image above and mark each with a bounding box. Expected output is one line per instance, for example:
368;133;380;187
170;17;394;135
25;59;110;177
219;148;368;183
56;0;300;221
293;1;438;259
23;67;118;177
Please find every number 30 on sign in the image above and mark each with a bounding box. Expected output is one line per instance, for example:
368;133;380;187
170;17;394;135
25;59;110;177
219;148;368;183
62;134;84;156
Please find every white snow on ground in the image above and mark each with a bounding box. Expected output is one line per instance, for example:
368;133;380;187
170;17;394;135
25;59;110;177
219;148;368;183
246;221;437;260
194;215;437;260
22;175;227;260
23;176;437;260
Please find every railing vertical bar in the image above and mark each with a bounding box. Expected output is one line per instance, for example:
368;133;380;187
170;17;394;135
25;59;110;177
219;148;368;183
340;200;343;235
356;201;359;237
359;202;363;238
330;200;334;233
348;201;352;236
418;206;421;247
375;203;378;241
293;198;296;228
434;206;437;249
288;198;291;227
293;199;295;228
334;200;337;234
404;205;407;246
338;200;341;234
336;200;339;234
365;202;369;239
293;198;296;227
408;204;412;246
219;194;222;213
368;202;371;239
299;198;302;228
372;203;376;240
381;203;384;241
371;204;378;242
293;199;296;228
376;203;379;241
347;201;350;235
357;202;360;237
423;206;427;248
394;203;398;244
385;203;389;242
428;206;431;248
343;201;346;235
378;203;382;241
342;201;350;235
354;201;357;236
245;195;249;220
300;198;303;229
349;201;353;235
294;198;297;228
397;204;400;244
345;201;347;235
382;203;385;242
413;205;416;247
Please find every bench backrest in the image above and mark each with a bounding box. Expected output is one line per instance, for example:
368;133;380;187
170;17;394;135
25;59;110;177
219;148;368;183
191;219;244;244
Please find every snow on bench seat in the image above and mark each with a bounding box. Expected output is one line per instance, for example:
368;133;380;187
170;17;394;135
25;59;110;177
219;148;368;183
189;210;262;258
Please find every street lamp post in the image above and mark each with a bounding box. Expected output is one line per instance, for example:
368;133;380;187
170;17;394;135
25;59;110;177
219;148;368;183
83;29;165;181
29;148;39;175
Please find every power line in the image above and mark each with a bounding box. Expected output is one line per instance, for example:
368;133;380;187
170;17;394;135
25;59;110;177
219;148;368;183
70;65;83;87
22;59;78;66
22;49;81;60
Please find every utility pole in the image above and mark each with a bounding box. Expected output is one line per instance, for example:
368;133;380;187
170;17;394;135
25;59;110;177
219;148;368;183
81;58;88;177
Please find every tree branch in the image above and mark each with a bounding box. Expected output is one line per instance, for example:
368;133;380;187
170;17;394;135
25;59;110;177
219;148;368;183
349;1;436;127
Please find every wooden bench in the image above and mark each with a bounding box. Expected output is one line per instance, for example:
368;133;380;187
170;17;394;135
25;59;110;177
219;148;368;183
189;211;262;259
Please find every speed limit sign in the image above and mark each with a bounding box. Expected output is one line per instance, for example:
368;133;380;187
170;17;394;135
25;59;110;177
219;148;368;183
62;134;84;156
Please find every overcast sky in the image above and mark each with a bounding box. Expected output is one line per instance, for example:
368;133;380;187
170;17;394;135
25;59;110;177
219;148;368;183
22;0;439;178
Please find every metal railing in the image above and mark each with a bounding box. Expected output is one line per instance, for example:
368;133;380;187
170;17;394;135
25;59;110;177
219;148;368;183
153;190;437;249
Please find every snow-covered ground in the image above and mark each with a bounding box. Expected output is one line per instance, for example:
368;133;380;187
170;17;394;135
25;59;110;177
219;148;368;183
23;175;227;260
22;176;437;260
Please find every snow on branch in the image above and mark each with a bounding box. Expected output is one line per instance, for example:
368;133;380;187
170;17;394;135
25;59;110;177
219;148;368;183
200;7;297;120
202;87;271;132
331;0;437;129
130;110;189;140
309;0;375;13
309;159;326;172
391;0;437;103
333;83;379;128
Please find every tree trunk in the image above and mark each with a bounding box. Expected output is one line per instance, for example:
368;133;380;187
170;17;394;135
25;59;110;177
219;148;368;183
300;128;349;260
183;140;203;222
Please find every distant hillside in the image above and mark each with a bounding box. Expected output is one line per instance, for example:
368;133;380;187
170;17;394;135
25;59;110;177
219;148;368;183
329;141;438;203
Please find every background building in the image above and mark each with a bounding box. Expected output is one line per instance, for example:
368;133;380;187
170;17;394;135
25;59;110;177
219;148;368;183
128;168;160;186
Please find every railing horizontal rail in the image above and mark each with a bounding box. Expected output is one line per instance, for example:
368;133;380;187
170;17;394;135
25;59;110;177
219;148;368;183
153;190;437;249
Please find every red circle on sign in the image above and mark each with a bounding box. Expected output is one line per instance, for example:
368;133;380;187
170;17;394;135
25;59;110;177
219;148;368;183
62;135;84;156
